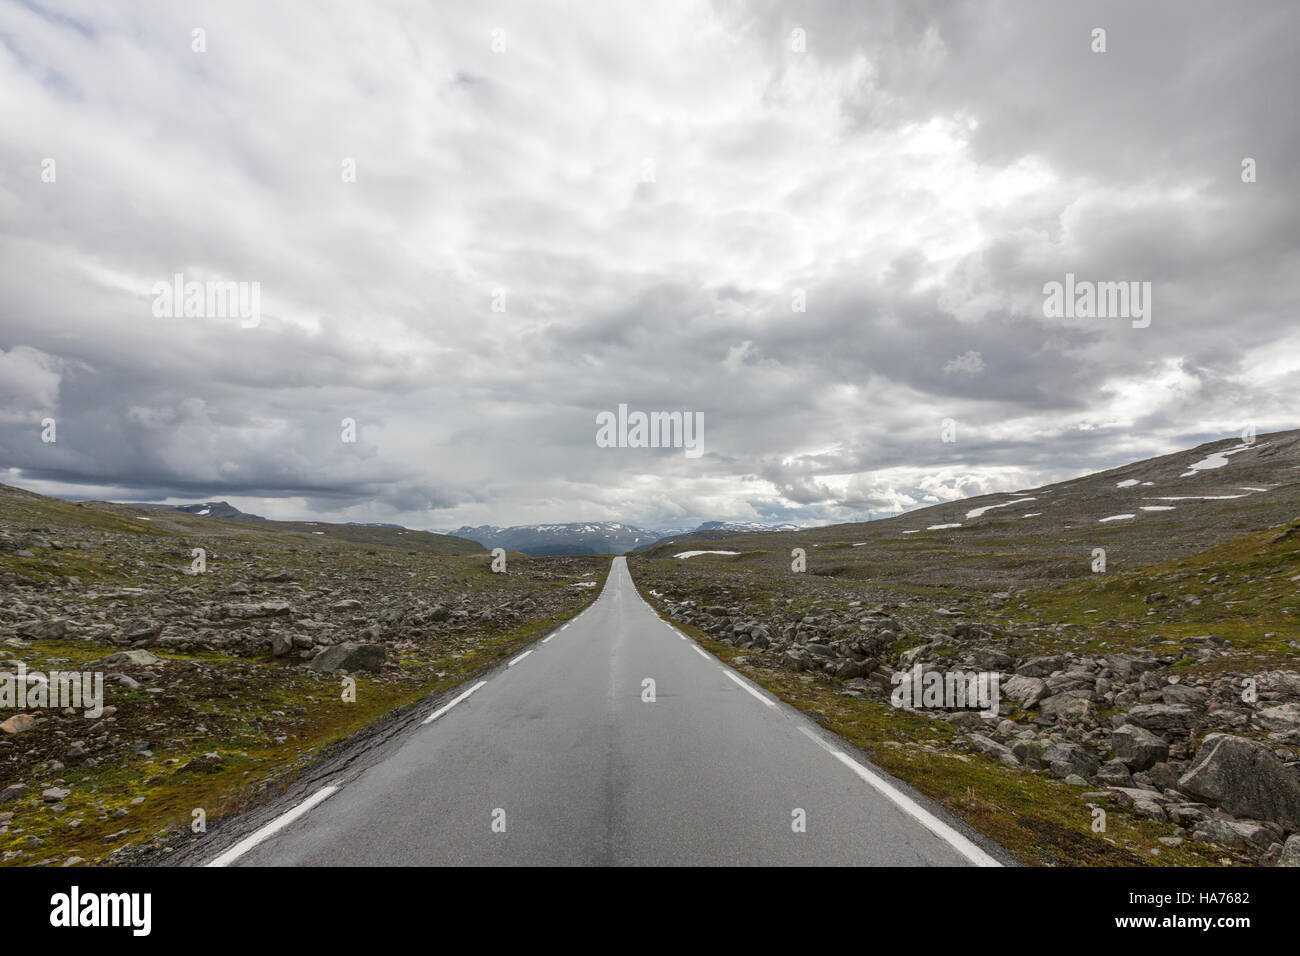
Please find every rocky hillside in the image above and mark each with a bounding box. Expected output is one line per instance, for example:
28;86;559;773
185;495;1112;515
0;482;609;866
629;430;1300;866
101;500;483;557
639;429;1300;586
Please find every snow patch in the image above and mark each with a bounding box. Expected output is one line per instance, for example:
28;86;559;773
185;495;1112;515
1140;506;1175;511
1179;441;1266;477
1099;514;1135;522
965;498;1036;519
1144;495;1247;501
1115;479;1139;488
673;550;740;559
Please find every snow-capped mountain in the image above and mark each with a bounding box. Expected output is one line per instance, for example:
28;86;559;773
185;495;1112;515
451;522;666;556
694;520;802;533
451;520;804;556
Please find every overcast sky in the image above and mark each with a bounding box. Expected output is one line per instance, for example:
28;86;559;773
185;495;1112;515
1;0;1297;531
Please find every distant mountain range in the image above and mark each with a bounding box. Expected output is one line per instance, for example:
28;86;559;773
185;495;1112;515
123;501;804;557
451;522;664;556
451;521;804;556
132;500;264;521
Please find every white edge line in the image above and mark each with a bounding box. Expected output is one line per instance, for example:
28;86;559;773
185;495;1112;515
542;634;555;643
692;646;709;659
423;679;488;725
798;726;1001;867
508;649;533;667
207;785;339;867
721;669;776;708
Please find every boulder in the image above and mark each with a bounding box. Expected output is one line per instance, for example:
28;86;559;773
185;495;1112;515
1124;703;1197;734
1192;818;1281;851
0;784;26;802
1178;734;1300;830
308;642;387;673
224;601;292;619
1038;690;1096;723
1003;675;1047;708
0;714;38;735
1042;742;1100;780
1111;723;1169;771
835;658;873;681
1279;835;1300;867
90;649;161;669
1096;759;1133;787
1016;655;1066;678
1257;703;1300;734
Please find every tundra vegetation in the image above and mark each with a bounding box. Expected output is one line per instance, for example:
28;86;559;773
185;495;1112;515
630;430;1300;866
0;483;608;866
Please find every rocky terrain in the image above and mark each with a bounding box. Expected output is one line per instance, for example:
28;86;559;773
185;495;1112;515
0;483;608;866
630;430;1300;866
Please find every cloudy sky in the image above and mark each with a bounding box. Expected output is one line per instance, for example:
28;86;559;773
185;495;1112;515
1;0;1297;532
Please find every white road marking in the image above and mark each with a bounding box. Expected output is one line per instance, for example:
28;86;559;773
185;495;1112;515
542;633;556;643
693;646;709;659
798;726;1001;867
423;680;488;725
207;785;339;867
561;624;570;631
722;669;776;708
509;650;533;667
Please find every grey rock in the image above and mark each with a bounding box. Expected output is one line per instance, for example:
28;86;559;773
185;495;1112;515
1257;702;1300;733
1016;655;1066;678
1038;690;1096;723
1043;742;1100;780
90;649;160;668
308;642;387;673
1279;835;1300;867
1192;818;1281;851
1111;723;1169;771
1179;734;1300;830
1124;703;1197;734
1097;758;1133;787
1003;675;1047;708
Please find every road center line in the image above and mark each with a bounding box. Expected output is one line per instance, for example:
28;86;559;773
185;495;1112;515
423;680;488;725
207;785;339;867
721;669;777;708
797;726;1001;867
509;650;533;667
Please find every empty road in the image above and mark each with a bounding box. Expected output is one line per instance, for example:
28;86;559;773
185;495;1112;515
212;557;1003;866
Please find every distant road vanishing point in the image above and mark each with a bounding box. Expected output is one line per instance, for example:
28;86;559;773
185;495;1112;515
209;557;1005;866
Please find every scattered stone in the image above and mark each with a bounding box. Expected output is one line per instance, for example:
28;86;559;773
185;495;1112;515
308;642;388;673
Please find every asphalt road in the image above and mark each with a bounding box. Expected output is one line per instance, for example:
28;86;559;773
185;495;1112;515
215;557;1003;866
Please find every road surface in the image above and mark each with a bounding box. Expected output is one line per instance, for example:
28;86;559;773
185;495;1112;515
213;557;1003;866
